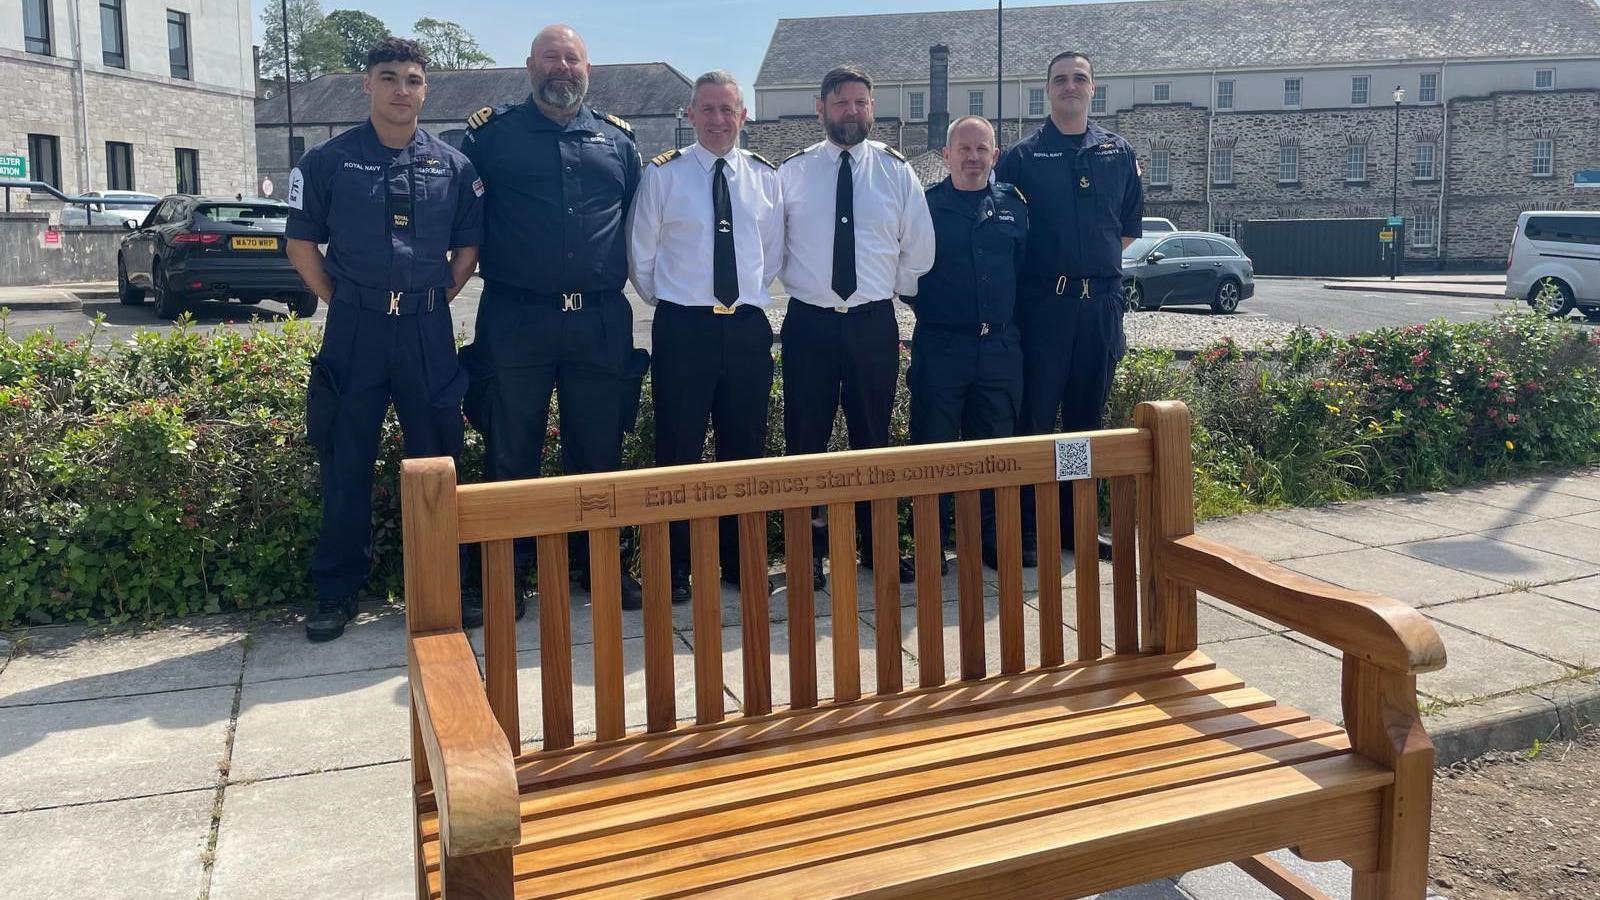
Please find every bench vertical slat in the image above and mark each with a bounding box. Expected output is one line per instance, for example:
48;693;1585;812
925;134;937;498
954;490;985;681
1034;481;1065;668
1110;476;1140;655
588;527;625;742
1136;468;1159;651
826;502;861;703
870;498;903;694
783;508;818;709
535;533;574;751
690;517;725;724
1073;478;1103;662
994;486;1025;674
738;512;773;716
639;522;676;732
911;494;945;688
1137;401;1199;653
480;539;519;754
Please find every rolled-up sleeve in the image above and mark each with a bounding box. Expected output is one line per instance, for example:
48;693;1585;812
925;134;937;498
285;148;329;243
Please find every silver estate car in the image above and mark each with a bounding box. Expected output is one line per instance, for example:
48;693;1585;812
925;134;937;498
1122;231;1256;314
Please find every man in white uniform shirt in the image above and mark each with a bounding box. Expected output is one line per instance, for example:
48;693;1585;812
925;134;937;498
629;69;783;600
779;64;935;587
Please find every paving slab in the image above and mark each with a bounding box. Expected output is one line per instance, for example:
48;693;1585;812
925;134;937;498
1480;519;1600;566
1195;514;1361;560
1280;547;1503;607
900;594;1061;682
230;667;410;782
1202;634;1346;723
244;605;407;683
1368;493;1538;533
210;761;413;900
1265;504;1462;545
1417;621;1571;704
722;612;883;708
1563;509;1600;530
1525;469;1600;502
1177;848;1446;899
0;789;214;899
1426;592;1600;668
0;685;234;812
1086;880;1191;899
1448;481;1600;519
1198;593;1290;635
0;615;245;706
1392;534;1600;586
469;584;652;654
1534;574;1600;612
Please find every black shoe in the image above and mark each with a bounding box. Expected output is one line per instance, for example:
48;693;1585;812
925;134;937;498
1022;545;1039;569
515;589;529;620
304;595;357;642
1097;534;1115;562
813;557;826;590
620;573;644;611
670;572;692;604
982;547;998;570
721;566;741;587
460;587;485;630
897;555;948;583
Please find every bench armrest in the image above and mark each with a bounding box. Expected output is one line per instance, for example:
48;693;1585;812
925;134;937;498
408;629;521;857
1156;534;1446;675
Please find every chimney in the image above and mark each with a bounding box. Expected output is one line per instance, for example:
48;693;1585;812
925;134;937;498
928;44;950;152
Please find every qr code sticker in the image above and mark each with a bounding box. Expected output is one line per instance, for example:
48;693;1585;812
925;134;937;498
1055;438;1091;481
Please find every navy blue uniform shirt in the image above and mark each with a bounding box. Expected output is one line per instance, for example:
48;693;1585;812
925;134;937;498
462;99;641;294
286;121;483;292
913;177;1028;327
995;118;1141;283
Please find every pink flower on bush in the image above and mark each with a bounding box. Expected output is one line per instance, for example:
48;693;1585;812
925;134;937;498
1506;413;1520;424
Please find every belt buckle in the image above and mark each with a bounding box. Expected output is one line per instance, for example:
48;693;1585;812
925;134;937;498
1080;278;1091;300
1054;276;1067;296
712;303;736;315
388;291;401;315
561;292;584;312
979;322;990;336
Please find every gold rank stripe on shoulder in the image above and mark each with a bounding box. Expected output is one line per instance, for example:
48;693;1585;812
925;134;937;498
467;106;494;129
649;148;681;167
599;111;633;135
881;144;907;162
1006;183;1027;202
747;151;776;170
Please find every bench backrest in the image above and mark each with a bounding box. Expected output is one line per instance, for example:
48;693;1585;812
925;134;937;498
400;400;1198;754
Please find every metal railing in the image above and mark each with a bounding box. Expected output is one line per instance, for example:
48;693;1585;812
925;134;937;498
0;179;160;218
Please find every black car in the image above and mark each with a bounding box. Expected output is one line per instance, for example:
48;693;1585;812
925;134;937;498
118;195;315;319
1122;231;1256;314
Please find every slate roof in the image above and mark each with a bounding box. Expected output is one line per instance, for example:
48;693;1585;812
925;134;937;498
256;62;692;125
756;0;1600;86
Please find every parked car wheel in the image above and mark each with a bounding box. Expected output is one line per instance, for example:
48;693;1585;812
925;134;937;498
1122;280;1144;312
150;260;188;320
1530;276;1575;318
290;293;320;317
117;255;145;306
1210;278;1242;314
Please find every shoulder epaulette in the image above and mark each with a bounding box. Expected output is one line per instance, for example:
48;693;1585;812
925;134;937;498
881;144;907;162
781;148;808;165
1003;182;1027;203
597;111;633;136
467;106;495;130
747;151;776;170
649;148;681;167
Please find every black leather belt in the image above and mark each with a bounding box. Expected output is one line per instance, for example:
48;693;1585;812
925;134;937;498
916;320;1008;336
658;299;764;316
797;298;890;315
335;285;444;315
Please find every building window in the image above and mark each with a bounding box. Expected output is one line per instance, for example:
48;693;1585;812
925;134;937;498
1413;142;1437;180
1213;218;1236;238
24;0;52;54
100;0;126;67
1351;75;1370;106
1279;144;1300;182
1027;88;1044;117
908;92;924;120
1150;148;1170;186
1284;78;1302;107
968;90;984;116
290;135;307;166
1410;211;1438;248
1536;68;1555;89
1210;148;1233;185
1153;82;1171;103
1419;73;1438;103
1215;80;1234;110
1532;139;1554;177
28;134;61;189
1345;143;1368;181
167;10;191;80
1091;85;1106;114
106;142;134;190
175;148;200;194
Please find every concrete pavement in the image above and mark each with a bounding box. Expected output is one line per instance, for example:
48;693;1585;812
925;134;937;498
4;468;1599;898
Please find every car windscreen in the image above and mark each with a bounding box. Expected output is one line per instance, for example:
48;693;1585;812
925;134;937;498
195;204;288;223
103;195;159;210
1123;236;1163;259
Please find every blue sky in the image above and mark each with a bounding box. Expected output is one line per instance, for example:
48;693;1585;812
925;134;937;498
252;0;1124;96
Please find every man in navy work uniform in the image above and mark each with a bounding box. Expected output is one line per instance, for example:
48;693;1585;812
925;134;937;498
995;50;1141;563
780;64;935;588
285;37;485;642
460;23;645;608
628;70;782;601
909;115;1028;578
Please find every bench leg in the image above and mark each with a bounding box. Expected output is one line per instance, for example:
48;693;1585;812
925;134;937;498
1343;659;1435;900
438;847;513;900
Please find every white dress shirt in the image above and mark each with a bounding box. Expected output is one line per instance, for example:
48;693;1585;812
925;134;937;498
628;142;783;308
779;138;935;308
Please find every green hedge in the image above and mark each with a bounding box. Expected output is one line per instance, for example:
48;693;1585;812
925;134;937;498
2;311;1597;626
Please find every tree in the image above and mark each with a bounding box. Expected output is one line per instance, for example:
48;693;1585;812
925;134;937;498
259;0;344;82
412;18;495;69
323;10;392;72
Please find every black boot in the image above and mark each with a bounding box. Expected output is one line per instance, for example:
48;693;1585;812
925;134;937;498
670;569;692;604
304;595;357;642
1021;545;1039;568
460;587;485;630
620;573;644;611
813;557;826;590
897;555;947;583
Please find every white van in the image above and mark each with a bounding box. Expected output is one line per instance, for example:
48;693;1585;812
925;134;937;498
1506;211;1600;320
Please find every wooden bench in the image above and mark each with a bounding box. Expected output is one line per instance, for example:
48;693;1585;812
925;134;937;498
399;400;1446;900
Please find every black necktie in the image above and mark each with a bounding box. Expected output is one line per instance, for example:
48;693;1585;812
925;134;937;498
832;150;857;301
712;157;738;306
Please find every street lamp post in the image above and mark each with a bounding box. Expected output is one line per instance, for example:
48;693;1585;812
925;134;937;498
996;0;1003;128
1391;85;1404;280
675;106;686;150
282;0;296;181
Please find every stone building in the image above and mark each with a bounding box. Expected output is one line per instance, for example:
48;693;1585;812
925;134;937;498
748;0;1600;267
1;0;258;206
254;63;693;200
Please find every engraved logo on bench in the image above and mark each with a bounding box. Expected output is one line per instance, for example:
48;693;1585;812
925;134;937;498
575;485;617;521
1055;438;1092;481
